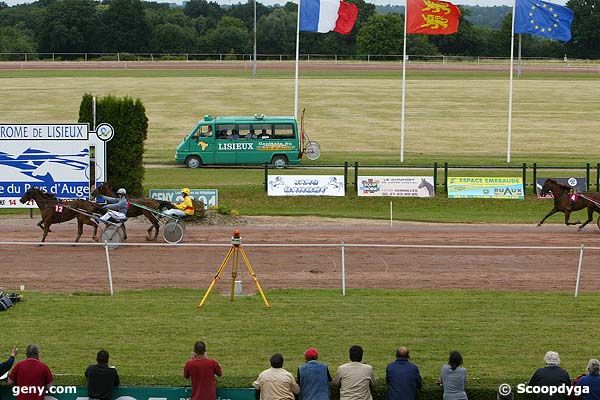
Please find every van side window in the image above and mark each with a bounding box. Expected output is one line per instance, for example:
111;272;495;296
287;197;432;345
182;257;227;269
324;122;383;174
239;124;254;139
273;124;295;139
254;124;271;139
216;124;235;140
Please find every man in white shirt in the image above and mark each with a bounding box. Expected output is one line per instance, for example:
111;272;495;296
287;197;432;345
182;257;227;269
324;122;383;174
333;345;375;400
254;353;300;400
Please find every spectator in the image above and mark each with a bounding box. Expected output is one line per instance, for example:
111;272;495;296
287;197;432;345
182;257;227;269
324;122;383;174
528;351;571;400
575;359;600;400
0;346;17;377
85;350;120;400
8;344;53;400
184;341;222;400
439;351;467;400
298;347;331;400
253;353;299;400
332;345;375;400
385;347;422;400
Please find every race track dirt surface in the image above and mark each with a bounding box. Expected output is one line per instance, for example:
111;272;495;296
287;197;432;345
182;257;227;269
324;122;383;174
2;216;600;294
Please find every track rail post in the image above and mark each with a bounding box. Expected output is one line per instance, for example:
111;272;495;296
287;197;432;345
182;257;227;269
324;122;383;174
104;241;114;296
575;244;584;297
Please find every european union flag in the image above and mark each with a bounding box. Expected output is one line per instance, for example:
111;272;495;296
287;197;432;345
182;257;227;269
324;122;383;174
514;0;574;42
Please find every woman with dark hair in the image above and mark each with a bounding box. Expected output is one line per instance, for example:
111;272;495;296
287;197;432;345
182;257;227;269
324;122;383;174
439;351;467;400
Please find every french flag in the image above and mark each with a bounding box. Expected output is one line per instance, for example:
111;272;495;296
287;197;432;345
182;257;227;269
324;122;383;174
300;0;359;35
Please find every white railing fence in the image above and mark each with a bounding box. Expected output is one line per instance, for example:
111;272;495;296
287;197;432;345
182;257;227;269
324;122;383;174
0;52;600;66
1;241;598;298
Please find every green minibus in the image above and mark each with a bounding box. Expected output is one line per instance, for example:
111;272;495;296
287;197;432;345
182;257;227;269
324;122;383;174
175;114;318;168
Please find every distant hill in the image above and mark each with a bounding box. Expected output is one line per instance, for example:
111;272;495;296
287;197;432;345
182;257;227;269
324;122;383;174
375;4;511;30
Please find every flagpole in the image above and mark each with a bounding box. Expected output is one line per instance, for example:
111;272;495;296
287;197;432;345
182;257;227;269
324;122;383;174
517;34;522;78
294;0;302;120
400;0;408;163
253;0;257;77
507;0;517;163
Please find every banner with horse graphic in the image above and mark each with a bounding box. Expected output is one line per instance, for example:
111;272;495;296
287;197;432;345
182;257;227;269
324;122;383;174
0;123;110;208
447;177;524;199
358;176;435;197
268;175;345;196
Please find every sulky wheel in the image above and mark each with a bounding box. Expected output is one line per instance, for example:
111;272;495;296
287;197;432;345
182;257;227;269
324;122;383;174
101;225;123;250
163;219;185;244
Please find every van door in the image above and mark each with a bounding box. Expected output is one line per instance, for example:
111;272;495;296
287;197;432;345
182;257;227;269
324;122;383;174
215;124;237;164
193;124;215;164
236;123;261;164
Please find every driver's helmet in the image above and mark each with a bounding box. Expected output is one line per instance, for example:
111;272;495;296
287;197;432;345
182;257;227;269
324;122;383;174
182;188;191;195
117;188;127;196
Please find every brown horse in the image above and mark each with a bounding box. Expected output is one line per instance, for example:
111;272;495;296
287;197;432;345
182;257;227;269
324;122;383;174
537;179;600;230
91;184;172;241
19;187;99;242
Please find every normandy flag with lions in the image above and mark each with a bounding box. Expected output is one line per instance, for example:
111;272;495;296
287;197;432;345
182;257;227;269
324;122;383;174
406;0;461;35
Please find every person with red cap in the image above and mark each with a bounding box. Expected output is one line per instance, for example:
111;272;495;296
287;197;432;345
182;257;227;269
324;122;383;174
297;348;332;400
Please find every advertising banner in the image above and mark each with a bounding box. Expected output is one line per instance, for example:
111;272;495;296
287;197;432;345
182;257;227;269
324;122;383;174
149;189;218;209
0;386;254;400
0;123;109;208
535;177;587;198
447;177;524;199
268;175;345;196
358;176;435;197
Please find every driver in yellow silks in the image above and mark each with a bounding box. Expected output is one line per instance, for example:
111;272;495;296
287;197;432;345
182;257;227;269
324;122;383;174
163;188;195;217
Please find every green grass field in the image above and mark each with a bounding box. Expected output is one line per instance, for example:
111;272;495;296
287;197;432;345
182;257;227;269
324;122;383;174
0;289;596;390
1;68;599;166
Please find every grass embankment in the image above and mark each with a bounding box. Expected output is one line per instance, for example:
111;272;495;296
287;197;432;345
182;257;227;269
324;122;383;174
0;289;596;391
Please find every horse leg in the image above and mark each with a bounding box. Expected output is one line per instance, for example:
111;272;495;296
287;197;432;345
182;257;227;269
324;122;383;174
37;220;53;232
538;207;558;226
578;207;595;231
75;218;83;242
146;214;159;241
563;210;581;226
92;220;99;242
41;217;52;243
121;224;127;241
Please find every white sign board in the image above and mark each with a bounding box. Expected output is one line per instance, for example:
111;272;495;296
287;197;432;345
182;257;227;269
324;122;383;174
268;175;345;196
0;124;108;208
358;176;435;197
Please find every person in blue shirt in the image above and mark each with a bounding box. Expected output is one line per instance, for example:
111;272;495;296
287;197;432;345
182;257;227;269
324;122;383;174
298;347;332;400
385;347;422;400
576;359;600;400
99;188;128;223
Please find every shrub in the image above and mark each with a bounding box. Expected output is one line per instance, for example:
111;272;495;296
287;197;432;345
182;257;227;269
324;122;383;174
79;93;148;196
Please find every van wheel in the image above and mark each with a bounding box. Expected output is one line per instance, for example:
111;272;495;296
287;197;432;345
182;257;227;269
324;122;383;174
185;156;202;169
272;155;288;169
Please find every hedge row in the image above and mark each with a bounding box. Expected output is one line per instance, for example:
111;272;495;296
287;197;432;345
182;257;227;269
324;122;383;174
79;93;148;196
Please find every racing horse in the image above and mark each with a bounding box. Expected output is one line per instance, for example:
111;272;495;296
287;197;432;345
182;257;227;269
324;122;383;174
91;184;172;241
19;187;99;242
537;178;600;231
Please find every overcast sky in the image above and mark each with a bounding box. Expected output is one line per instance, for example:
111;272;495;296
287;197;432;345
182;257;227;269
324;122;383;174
3;0;568;9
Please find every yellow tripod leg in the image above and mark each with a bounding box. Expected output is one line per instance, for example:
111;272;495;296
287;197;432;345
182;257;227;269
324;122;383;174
230;248;239;302
198;246;234;308
239;247;271;308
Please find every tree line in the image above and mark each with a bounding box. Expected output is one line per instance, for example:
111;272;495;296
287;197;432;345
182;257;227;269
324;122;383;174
0;0;598;59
